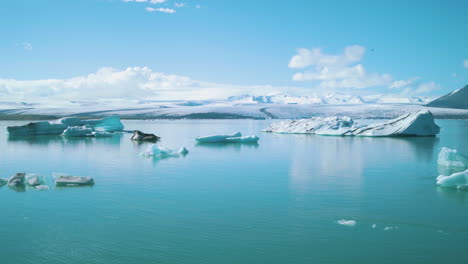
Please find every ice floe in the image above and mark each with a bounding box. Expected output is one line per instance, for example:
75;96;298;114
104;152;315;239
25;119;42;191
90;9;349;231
263;110;440;137
196;132;242;143
55;175;95;186
35;185;49;191
7;115;124;136
8;173;26;187
437;171;468;190
178;147;189;155
196;132;259;143
337;219;357;227
26;174;45;186
438;147;468;172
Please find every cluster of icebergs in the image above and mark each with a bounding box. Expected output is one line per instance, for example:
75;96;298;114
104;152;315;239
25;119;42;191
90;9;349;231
436;147;468;189
7;116;124;137
263;110;440;137
0;172;95;192
196;132;260;143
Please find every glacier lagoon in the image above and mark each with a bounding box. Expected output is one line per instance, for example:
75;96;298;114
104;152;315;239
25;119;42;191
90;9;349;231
1;119;468;264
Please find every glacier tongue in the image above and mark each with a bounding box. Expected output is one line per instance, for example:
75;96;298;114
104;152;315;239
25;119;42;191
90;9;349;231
263;110;440;137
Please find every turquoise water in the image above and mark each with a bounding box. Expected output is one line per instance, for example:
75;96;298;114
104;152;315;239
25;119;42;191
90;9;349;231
1;119;468;264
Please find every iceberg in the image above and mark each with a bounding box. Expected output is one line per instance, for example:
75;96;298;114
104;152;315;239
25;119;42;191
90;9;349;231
196;132;242;143
35;185;49;191
55;175;95;186
178;147;189;155
26;174;45;186
337;219;356;227
8;173;26;187
7;115;124;136
225;135;260;143
437;171;468;189
437;147;468;172
0;178;7;187
263;110;440;137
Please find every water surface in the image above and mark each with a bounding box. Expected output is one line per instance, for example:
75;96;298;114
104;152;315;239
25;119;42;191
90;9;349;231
1;119;468;264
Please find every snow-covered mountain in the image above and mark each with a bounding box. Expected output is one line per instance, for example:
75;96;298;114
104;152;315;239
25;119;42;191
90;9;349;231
426;85;468;109
224;93;431;106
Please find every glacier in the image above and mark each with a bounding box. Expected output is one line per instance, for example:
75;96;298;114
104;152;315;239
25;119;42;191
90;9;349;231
436;148;468;189
263;110;440;137
7;115;124;136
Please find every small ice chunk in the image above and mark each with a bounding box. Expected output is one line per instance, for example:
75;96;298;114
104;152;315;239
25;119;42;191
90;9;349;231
91;115;124;132
26;174;45;186
337;219;356;227
436;170;468;189
141;144;177;158
384;226;398;231
91;131;114;137
196;132;242;143
8;173;26;187
178;147;189;155
0;178;8;187
372;224;377;228
56;175;95;186
225;135;259;143
438;147;468;174
35;185;49;191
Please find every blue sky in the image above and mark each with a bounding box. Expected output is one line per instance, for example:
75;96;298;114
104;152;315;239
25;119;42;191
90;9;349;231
0;0;467;101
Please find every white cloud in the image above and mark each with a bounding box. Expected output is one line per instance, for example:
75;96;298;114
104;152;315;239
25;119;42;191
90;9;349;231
401;82;441;96
146;7;176;13
18;42;33;51
464;60;468;68
0;67;307;102
288;45;365;69
174;3;186;7
289;45;392;89
389;77;420;89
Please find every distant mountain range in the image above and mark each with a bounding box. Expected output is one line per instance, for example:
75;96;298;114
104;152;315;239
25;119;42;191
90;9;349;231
426;85;468;109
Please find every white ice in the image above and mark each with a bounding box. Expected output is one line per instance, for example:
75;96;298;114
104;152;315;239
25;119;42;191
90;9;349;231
141;144;182;159
437;170;468;189
35;185;49;191
263;110;440;137
337;219;356;227
26;174;45;186
225;135;260;143
62;126;95;137
195;132;242;143
437;147;468;172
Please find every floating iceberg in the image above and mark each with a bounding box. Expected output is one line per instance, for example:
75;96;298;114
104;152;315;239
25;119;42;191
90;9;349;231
337;219;356;227
437;147;468;172
436;171;468;189
55;175;95;186
196;132;242;143
35;185;49;191
263;110;440;137
8;173;26;187
178;147;189;155
7;115;124;136
0;178;7;187
26;174;45;186
225;135;260;143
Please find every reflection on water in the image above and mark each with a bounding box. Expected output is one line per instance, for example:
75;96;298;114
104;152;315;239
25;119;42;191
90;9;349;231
7;133;124;148
436;187;468;205
195;142;259;151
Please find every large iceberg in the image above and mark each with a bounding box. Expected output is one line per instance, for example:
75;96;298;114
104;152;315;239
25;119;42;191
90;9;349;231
7;115;124;136
263;110;440;137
